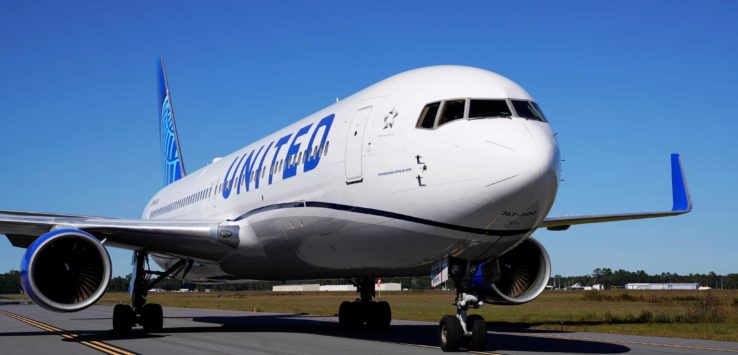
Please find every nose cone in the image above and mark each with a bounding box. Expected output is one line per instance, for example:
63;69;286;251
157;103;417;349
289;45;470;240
521;120;560;186
472;119;559;231
509;120;559;227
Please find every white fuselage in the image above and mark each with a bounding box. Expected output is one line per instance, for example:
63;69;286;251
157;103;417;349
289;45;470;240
143;66;560;282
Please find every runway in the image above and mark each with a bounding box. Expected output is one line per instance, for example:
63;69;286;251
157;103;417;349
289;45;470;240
1;301;737;355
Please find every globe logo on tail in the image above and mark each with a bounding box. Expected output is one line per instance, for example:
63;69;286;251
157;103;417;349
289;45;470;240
161;96;183;185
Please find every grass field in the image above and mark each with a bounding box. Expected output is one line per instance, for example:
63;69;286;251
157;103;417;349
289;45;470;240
4;290;738;342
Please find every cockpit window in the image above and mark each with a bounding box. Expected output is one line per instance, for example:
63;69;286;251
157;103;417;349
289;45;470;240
531;102;548;122
437;99;466;126
417;102;440;129
416;98;548;130
468;99;511;119
512;100;547;122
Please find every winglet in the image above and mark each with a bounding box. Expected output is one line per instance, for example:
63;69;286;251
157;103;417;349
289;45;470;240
670;153;692;212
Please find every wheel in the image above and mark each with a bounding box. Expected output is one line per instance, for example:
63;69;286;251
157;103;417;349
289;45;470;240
113;304;133;333
340;301;362;328
366;301;391;329
141;303;163;332
365;301;380;328
439;315;463;352
465;314;487;351
338;301;352;328
376;301;391;329
350;301;365;327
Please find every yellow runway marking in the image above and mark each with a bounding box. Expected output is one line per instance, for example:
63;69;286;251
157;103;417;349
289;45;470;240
0;309;137;355
505;331;738;353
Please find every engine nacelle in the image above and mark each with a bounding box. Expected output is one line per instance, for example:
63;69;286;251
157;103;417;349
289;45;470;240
21;229;111;312
477;238;551;305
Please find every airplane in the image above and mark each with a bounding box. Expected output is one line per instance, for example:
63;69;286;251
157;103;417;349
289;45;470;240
0;57;691;352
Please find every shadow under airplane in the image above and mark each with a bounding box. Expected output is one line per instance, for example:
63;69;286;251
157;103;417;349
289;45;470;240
0;312;630;353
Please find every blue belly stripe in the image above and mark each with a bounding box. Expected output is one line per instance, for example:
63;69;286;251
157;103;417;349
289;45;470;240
230;201;530;237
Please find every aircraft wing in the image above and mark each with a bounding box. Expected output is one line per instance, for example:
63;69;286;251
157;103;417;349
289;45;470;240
0;212;238;261
540;154;692;231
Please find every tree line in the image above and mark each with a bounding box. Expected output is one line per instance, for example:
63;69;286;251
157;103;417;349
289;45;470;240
1;269;737;294
551;268;738;289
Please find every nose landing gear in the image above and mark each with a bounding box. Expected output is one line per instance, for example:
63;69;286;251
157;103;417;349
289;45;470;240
337;277;392;329
438;259;489;352
438;292;487;351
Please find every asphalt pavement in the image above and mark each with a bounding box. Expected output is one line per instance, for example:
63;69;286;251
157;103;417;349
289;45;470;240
1;302;737;355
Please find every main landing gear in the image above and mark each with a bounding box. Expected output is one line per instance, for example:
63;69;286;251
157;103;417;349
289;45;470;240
337;277;392;329
438;260;488;352
113;251;190;333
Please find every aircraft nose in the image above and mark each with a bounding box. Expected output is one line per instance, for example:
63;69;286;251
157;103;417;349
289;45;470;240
521;120;559;182
510;120;559;225
478;119;559;230
484;119;558;183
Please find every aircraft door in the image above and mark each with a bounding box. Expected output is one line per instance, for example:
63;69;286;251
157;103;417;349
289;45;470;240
345;106;373;183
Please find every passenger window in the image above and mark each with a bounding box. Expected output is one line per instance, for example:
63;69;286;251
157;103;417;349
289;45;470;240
469;99;511;119
512;100;547;122
437;100;466;126
417;102;440;128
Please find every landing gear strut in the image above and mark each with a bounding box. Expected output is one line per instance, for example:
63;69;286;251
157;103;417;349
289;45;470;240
112;251;189;333
438;260;488;352
337;276;391;329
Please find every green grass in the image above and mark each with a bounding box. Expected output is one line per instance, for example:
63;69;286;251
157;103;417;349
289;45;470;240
4;290;738;342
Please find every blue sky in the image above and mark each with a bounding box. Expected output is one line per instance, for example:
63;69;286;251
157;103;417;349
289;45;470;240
1;1;736;277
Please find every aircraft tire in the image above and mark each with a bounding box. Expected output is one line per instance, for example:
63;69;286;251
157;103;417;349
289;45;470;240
142;303;163;332
439;315;463;352
338;301;352;328
350;301;364;327
375;301;391;329
465;314;487;351
113;304;133;333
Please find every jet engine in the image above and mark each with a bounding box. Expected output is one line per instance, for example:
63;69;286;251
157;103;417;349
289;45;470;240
476;238;551;305
20;229;111;312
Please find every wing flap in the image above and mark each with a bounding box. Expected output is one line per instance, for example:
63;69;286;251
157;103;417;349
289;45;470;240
541;154;692;230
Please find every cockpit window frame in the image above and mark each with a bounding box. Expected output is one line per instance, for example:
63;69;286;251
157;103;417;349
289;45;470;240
416;98;471;130
416;101;442;130
510;99;548;123
416;97;548;130
467;98;513;120
436;98;468;128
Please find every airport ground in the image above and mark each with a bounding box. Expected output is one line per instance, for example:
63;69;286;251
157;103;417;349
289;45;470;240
4;289;738;342
2;300;738;355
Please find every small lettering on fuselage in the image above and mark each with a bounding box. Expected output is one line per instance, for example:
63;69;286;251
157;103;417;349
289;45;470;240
377;168;412;177
501;210;538;217
222;114;335;199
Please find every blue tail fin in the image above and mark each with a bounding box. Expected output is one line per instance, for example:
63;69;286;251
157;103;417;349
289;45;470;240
158;55;186;186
